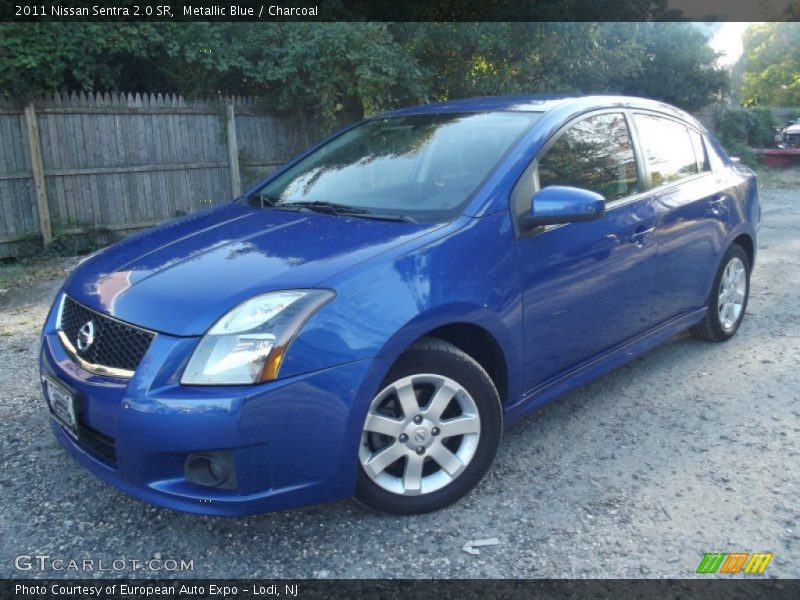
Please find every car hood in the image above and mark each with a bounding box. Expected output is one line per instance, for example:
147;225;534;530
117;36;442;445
785;123;800;134
63;203;441;336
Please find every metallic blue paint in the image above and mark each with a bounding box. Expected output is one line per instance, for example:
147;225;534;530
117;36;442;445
529;185;606;225
61;204;443;336
517;191;658;390
39;95;759;515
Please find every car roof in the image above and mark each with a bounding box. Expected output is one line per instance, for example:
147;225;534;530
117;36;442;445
380;94;699;127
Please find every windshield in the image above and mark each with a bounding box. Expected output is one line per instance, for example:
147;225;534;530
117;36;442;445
248;112;541;222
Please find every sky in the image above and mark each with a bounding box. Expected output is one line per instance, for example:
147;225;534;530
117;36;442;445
707;22;750;67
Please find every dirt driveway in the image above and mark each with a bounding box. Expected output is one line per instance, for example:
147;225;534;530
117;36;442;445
1;186;798;578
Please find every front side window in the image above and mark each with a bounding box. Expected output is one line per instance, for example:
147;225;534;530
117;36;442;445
634;114;699;187
249;112;541;222
537;113;638;202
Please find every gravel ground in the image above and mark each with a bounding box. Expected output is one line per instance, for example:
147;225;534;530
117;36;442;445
1;187;798;579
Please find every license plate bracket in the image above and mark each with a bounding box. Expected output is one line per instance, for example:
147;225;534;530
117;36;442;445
44;376;79;439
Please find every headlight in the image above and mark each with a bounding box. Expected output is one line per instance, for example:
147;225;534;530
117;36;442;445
181;289;334;385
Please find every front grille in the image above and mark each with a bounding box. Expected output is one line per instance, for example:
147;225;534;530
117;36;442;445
786;133;800;148
58;295;155;374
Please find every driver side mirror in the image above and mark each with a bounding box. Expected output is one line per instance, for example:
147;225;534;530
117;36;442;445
523;185;606;229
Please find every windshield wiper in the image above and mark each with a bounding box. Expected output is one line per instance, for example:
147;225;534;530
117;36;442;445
342;212;418;224
281;201;366;215
281;201;417;223
252;198;417;223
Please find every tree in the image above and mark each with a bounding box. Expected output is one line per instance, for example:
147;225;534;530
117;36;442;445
223;23;427;123
0;22;729;121
0;23;169;101
0;23;427;124
394;23;728;111
742;23;800;106
605;23;730;110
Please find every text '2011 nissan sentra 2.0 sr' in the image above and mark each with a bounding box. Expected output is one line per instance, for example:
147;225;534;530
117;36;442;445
40;95;759;516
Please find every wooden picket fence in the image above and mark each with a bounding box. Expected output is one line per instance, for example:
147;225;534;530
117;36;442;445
0;91;323;258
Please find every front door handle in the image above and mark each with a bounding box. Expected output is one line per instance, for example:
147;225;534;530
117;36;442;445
629;226;655;246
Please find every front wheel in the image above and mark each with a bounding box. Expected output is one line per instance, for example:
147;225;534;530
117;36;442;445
691;244;751;342
355;338;502;514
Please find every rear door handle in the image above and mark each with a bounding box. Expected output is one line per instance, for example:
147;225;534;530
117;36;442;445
629;226;655;246
709;194;729;215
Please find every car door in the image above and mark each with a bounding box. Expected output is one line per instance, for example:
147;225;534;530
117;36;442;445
513;111;658;393
631;113;732;323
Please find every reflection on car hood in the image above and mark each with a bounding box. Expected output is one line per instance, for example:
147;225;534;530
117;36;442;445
63;203;440;336
784;123;800;134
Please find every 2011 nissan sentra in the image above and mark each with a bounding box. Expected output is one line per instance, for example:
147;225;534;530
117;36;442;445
39;95;759;516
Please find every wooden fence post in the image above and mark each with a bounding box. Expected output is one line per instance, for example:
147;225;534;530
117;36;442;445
226;102;242;198
23;102;53;246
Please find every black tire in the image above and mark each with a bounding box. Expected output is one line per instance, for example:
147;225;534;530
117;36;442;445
690;244;750;342
355;337;502;515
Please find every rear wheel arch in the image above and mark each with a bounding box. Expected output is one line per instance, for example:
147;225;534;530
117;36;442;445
732;233;755;268
701;233;755;303
691;243;750;342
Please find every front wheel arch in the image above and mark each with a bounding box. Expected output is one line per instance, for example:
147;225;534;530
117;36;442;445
372;309;522;410
354;337;503;514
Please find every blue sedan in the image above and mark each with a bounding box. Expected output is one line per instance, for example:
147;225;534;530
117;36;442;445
39;95;759;515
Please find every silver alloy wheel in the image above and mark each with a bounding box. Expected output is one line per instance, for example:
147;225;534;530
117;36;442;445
359;374;481;496
718;256;746;331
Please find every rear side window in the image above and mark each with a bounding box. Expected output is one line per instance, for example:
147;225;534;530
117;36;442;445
634;114;699;186
537;113;638;202
688;128;710;173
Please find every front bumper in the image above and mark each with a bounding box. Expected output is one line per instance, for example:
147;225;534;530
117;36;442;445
39;295;383;516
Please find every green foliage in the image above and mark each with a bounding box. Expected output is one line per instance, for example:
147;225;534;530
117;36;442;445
0;23;729;123
719;106;778;147
716;107;778;168
393;23;728;111
605;23;730;110
0;23;168;102
720;141;759;168
231;23;427;124
0;226;121;270
742;23;800;107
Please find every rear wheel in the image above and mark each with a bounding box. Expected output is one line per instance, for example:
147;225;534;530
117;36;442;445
691;244;750;342
355;338;502;514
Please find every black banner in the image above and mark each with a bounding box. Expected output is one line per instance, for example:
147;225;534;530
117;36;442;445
2;579;800;600
2;0;799;23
